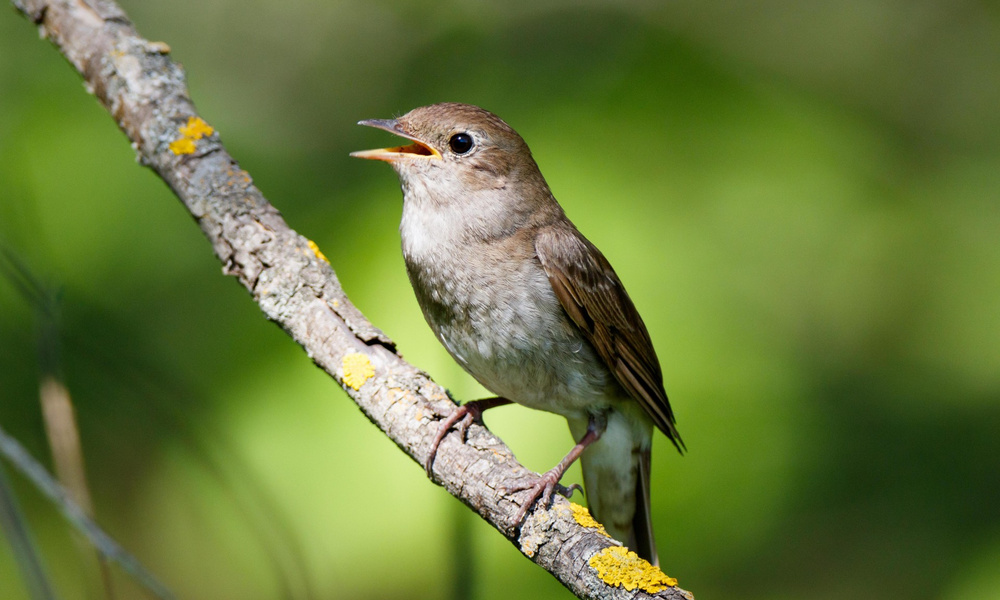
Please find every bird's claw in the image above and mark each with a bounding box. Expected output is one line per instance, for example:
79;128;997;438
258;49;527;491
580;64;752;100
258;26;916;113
425;398;512;479
560;482;584;498
454;410;477;441
424;402;485;478
504;469;583;528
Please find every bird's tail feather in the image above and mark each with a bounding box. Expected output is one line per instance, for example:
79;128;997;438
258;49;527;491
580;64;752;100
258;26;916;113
631;446;658;565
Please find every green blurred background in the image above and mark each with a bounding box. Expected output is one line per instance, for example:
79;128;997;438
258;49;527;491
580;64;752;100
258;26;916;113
2;1;999;599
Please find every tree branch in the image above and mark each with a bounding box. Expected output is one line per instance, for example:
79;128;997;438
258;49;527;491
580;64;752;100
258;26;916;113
9;1;691;597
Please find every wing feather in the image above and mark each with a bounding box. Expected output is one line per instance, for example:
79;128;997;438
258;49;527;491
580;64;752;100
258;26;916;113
535;224;684;453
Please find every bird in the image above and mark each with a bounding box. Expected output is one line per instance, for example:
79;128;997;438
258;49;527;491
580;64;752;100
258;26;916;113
351;102;682;564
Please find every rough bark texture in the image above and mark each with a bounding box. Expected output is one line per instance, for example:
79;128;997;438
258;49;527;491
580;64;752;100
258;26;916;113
9;1;692;598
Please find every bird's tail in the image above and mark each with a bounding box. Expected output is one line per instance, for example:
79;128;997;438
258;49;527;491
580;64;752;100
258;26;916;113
632;447;657;565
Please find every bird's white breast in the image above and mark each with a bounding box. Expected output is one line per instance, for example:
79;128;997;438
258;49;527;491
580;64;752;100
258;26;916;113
399;195;615;419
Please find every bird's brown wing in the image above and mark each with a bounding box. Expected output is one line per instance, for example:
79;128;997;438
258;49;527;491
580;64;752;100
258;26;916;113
535;224;684;453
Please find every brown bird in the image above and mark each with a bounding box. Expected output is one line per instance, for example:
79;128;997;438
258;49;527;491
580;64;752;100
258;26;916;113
351;103;682;564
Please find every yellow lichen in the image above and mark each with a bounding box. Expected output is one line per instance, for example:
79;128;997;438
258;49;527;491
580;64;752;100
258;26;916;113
169;116;214;155
178;116;214;140
342;353;374;390
589;545;678;593
307;239;329;264
570;503;610;537
168;137;196;155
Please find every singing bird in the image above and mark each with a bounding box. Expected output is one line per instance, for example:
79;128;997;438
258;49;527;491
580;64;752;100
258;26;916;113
352;103;682;564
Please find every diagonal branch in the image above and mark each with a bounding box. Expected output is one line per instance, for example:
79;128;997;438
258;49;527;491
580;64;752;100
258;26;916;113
9;1;691;598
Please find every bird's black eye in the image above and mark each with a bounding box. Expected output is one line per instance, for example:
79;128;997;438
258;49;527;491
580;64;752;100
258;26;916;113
449;132;474;155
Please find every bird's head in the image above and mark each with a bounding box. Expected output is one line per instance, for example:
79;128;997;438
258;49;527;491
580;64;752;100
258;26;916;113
352;103;548;197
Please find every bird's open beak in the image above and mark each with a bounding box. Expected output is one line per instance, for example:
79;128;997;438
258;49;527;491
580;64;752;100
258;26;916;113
350;118;441;162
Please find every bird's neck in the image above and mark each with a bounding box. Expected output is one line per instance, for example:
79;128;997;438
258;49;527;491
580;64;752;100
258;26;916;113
399;180;561;247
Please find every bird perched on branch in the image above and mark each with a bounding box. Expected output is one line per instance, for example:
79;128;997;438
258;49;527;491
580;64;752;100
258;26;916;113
352;103;683;564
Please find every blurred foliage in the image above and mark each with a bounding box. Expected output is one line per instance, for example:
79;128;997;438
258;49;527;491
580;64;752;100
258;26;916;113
1;1;999;599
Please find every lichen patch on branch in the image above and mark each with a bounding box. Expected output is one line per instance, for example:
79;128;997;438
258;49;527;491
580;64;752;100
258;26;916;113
307;240;329;264
169;116;214;155
569;503;610;537
342;352;375;390
588;546;678;593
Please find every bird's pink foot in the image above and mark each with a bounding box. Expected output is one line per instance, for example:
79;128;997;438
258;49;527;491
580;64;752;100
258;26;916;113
425;397;511;478
504;468;584;527
502;467;583;527
502;414;604;528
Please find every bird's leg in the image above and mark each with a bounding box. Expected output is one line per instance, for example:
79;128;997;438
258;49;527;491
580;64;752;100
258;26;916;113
505;414;605;528
425;397;513;477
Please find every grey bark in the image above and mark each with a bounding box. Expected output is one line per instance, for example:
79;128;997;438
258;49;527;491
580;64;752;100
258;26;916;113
9;1;692;598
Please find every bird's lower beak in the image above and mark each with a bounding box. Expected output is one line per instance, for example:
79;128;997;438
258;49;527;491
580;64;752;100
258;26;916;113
350;118;441;162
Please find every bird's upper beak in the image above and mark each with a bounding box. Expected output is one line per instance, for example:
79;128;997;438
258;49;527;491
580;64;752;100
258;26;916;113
350;118;442;162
